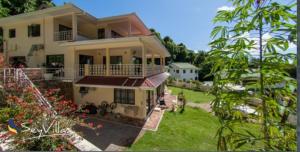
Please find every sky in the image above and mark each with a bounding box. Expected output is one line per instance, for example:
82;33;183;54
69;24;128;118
52;0;232;52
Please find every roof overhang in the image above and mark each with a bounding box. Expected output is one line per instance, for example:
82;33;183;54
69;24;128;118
0;3;97;25
97;13;151;36
61;36;170;57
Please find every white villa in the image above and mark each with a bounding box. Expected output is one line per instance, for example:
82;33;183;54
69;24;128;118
166;62;199;81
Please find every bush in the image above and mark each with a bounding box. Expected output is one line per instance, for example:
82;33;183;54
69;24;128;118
0;107;19;123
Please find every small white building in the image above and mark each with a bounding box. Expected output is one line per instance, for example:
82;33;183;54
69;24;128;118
166;62;199;81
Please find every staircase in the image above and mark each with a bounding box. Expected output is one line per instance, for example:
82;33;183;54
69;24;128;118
2;68;57;115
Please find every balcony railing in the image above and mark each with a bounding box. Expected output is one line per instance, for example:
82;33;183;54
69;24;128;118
80;64;164;78
146;65;163;76
54;30;73;41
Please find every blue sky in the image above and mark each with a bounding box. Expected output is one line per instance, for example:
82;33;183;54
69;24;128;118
53;0;232;51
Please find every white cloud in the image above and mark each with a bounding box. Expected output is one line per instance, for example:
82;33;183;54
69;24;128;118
217;6;235;12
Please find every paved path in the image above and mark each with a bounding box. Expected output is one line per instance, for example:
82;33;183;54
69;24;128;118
186;102;212;113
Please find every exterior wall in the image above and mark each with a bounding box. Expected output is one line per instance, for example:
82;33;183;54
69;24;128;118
168;67;198;81
2;17;72;68
73;86;147;119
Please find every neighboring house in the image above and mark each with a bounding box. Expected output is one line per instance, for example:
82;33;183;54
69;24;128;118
0;3;170;120
167;63;199;81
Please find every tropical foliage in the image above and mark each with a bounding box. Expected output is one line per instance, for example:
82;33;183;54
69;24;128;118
208;0;296;151
151;29;213;80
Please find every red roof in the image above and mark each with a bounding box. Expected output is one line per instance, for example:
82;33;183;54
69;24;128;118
76;72;169;89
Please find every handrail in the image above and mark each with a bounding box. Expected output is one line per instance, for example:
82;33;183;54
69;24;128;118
2;68;57;115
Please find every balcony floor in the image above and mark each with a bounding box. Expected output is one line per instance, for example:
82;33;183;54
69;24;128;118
75;72;169;89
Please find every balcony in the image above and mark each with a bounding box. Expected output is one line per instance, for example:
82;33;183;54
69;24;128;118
54;30;73;41
79;64;164;78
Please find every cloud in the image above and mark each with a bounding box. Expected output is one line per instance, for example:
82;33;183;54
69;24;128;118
217;6;235;12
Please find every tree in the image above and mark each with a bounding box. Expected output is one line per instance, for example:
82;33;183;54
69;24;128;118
0;0;54;17
209;0;296;151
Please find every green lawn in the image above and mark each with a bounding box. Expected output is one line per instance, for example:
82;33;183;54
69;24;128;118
168;86;215;103
129;108;262;151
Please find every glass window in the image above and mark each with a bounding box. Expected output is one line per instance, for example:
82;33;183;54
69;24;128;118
176;70;179;73
9;29;16;38
183;70;186;73
46;55;64;68
28;24;40;37
114;89;135;105
190;69;193;73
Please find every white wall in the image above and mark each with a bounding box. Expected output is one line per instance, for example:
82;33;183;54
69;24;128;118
167;67;198;81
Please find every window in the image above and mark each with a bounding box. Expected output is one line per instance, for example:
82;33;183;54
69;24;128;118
110;56;123;64
195;70;198;73
114;89;135;105
176;70;179;73
28;24;40;37
9;29;16;38
46;55;64;68
190;69;193;73
183;70;186;73
97;28;105;39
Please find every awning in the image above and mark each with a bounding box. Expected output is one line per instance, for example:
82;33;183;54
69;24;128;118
75;72;169;89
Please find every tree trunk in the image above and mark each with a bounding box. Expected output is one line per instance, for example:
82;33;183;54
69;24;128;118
258;12;270;150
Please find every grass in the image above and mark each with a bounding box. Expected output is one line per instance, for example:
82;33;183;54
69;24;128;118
168;86;215;103
129;107;262;151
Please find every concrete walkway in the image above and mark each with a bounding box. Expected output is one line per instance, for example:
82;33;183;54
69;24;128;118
186;102;212;112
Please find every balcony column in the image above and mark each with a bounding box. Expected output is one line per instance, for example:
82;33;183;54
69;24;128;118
142;44;146;77
160;57;163;72
84;64;90;76
151;54;155;68
106;48;110;76
72;13;77;41
162;57;165;72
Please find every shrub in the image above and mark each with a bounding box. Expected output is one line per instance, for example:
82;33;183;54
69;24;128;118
0;107;19;123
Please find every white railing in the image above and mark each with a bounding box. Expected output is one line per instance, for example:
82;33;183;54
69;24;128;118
1;68;57;115
21;68;74;81
89;64;106;76
146;65;163;76
79;64;164;77
54;30;72;41
110;64;142;77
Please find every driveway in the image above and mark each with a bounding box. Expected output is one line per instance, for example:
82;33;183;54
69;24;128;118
73;117;143;151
